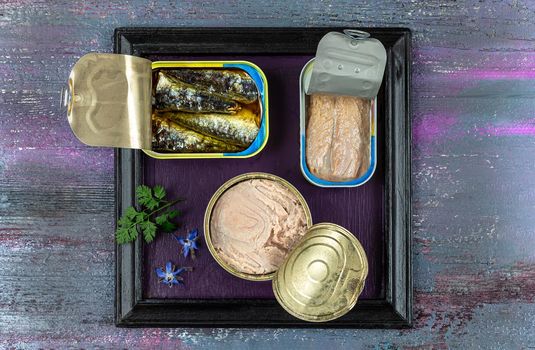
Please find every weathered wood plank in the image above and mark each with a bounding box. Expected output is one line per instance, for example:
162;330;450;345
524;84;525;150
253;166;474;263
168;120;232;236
1;0;535;348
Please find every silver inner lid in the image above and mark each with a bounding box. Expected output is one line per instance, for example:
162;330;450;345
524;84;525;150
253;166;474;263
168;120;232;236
305;30;387;99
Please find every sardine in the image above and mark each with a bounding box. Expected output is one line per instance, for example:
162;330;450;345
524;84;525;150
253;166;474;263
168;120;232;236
152;114;243;153
166;69;259;104
154;72;241;114
159;108;260;148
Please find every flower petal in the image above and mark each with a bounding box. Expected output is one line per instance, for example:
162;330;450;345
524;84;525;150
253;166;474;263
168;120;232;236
191;241;199;250
188;229;198;240
161;279;171;286
183;246;190;257
171;279;182;285
165;261;173;273
175;234;186;245
173;267;185;276
155;268;166;278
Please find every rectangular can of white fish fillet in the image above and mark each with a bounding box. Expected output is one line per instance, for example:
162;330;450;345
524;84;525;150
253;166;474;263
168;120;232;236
299;58;377;188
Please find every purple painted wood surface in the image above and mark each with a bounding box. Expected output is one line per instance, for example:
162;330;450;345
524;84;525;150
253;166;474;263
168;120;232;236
143;54;384;300
2;0;535;348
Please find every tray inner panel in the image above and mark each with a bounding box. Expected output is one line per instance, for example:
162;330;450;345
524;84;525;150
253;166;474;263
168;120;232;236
142;55;385;300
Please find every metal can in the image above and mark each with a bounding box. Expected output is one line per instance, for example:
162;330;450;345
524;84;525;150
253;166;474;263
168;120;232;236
203;172;313;281
66;53;269;159
272;223;368;322
299;58;377;187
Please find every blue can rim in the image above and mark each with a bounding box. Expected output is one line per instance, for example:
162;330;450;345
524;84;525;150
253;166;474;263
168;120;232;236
223;63;267;157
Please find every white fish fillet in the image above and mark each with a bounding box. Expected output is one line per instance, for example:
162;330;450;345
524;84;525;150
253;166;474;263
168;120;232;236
306;94;371;182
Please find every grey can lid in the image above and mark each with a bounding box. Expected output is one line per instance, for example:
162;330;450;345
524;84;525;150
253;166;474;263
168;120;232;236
305;30;387;99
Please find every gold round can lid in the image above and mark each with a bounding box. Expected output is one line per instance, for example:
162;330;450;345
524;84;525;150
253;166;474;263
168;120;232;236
272;223;368;322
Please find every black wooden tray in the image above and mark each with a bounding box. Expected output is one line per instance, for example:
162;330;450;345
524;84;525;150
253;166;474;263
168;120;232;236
115;27;411;328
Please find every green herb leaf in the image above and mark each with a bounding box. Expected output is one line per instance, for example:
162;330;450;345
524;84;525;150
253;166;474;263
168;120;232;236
155;213;168;225
160;221;177;232
115;185;183;244
135;185;159;210
135;212;148;223
140;221;157;242
167;209;179;219
153;185;166;200
128;227;138;241
117;216;131;228
125;206;138;219
136;185;153;206
115;227;130;244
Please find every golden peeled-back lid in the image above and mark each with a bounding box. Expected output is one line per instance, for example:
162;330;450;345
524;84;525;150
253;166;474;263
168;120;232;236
273;223;368;322
65;53;153;149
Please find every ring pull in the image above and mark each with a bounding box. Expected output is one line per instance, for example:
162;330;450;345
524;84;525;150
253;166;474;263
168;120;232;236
343;29;370;40
60;78;73;115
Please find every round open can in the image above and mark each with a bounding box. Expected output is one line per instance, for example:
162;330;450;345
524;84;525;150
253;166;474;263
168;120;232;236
204;172;313;281
299;58;378;187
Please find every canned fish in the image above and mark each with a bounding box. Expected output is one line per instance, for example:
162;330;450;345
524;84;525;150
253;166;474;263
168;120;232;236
299;58;377;187
272;223;368;322
203;172;313;281
66;53;269;159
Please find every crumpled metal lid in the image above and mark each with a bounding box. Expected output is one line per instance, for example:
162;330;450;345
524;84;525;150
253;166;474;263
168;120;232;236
305;30;386;99
65;53;153;149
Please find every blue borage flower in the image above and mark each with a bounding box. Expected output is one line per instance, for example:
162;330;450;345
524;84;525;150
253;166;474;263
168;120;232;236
155;262;191;287
175;229;199;259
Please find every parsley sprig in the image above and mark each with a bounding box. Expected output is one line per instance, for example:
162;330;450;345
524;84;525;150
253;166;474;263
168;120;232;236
116;185;182;244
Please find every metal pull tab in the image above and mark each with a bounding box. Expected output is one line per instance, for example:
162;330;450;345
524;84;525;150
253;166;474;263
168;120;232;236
60;79;73;114
342;29;370;39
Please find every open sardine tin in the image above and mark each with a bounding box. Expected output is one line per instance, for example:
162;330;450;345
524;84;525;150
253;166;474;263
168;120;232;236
300;30;386;187
66;53;269;159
